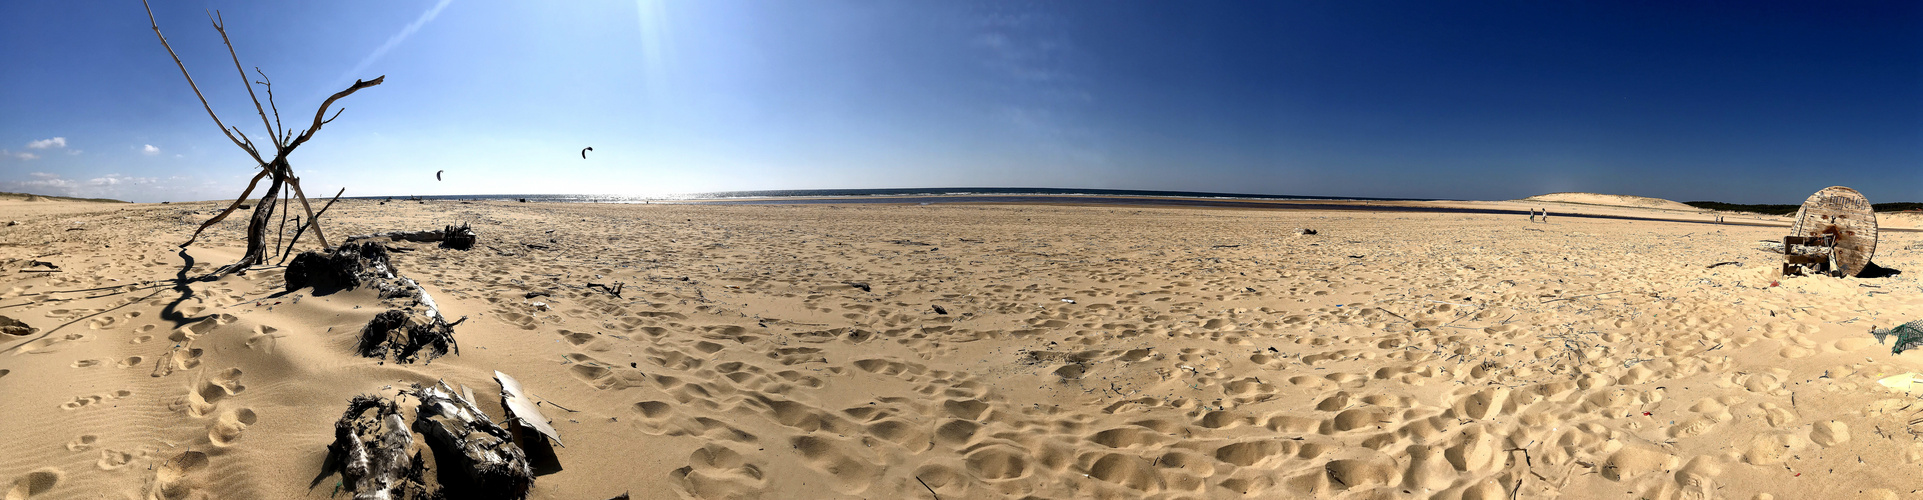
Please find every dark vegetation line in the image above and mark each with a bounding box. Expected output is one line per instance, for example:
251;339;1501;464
1686;201;1923;215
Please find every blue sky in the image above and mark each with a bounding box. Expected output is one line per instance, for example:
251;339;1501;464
3;1;1920;203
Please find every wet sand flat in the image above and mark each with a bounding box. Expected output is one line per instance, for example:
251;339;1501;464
4;198;1923;499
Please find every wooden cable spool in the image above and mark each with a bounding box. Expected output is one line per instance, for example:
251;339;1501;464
1788;186;1877;277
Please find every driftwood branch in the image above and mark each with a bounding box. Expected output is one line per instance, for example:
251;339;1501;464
180;169;270;248
253;67;286;146
275;188;290;261
281;187;345;265
208;9;282;149
289;76;385;151
142;0;267;168
288;177;331;248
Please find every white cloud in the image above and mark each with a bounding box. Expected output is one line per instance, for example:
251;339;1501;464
87;174;156;186
13;152;38;160
26;137;66;149
142;144;160;155
1;172;195;202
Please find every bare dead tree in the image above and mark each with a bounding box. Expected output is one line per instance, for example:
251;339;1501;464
144;0;384;275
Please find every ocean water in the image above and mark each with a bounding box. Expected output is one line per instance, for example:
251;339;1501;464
347;187;1783;228
347;187;1432;204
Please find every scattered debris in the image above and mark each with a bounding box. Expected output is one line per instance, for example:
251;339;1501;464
1706;261;1741;269
1060;298;1076;304
889;239;931;246
932;305;948;315
524;291;552;299
1296;228;1317;235
0;315;37;336
843;281;871;292
588;282;624;298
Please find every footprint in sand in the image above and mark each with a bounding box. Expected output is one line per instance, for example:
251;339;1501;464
65;435;96;452
168;315;234;342
788;434;883;494
243;325;281;353
565;353;650;390
4;468;61;500
208;407;257;447
671;443;768;499
149;451;207;500
149;346;203;378
70;359;100;368
180;368;245;417
86;316;120;330
116;356;142;369
96;449;134;471
61;395;104;411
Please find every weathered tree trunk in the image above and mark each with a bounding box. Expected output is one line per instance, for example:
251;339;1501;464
217;174;283;274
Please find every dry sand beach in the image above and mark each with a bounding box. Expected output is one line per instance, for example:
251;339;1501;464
8;195;1923;499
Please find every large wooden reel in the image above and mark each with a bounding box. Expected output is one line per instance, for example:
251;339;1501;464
1789;186;1878;277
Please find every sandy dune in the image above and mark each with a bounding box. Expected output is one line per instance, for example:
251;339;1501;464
1520;193;1701;211
4;198;1923;499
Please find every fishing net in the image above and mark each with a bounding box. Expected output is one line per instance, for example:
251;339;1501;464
1872;320;1923;355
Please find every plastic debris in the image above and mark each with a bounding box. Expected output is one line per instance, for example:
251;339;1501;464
1878;373;1923;394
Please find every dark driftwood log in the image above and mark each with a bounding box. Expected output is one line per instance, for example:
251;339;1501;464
345;223;477;250
286;242;393;294
414;381;535;499
360;310;457;364
285;242;461;363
